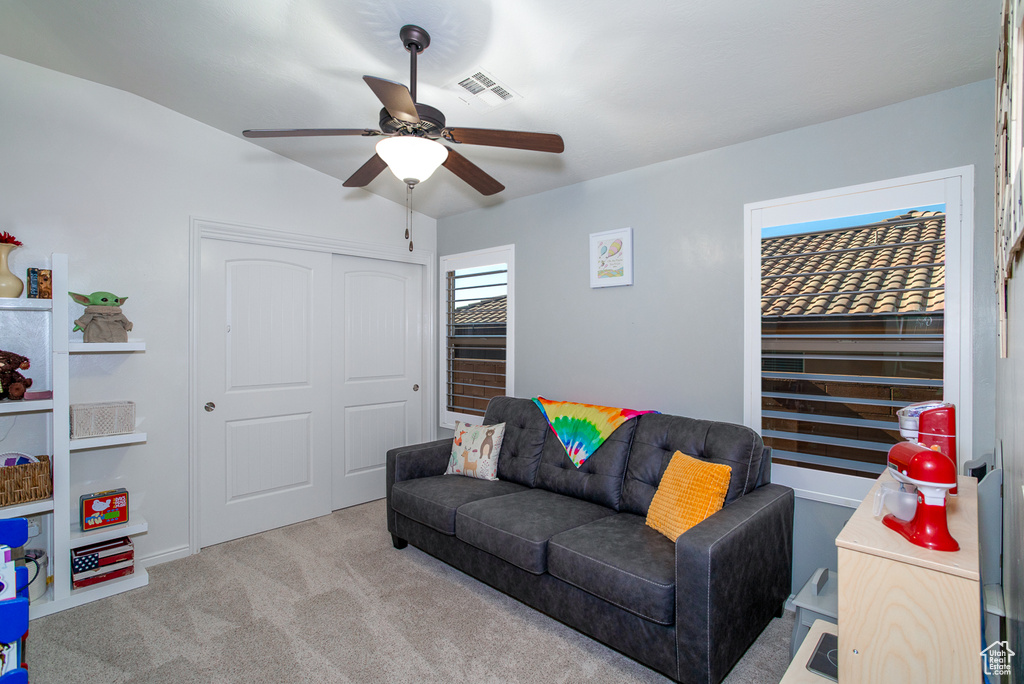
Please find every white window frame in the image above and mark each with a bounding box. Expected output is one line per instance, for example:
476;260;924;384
743;167;975;507
439;244;515;429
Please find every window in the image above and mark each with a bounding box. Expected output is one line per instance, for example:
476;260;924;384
744;168;974;505
440;245;514;428
760;209;946;477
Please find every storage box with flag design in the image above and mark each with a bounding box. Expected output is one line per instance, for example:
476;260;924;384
71;537;134;589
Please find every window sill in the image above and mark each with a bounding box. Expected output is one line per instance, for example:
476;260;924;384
770;463;875;508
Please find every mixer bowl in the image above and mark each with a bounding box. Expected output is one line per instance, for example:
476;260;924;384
873;481;918;521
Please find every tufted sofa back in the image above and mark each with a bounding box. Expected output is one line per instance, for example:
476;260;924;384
618;413;765;516
483;396;548;487
483;397;765;516
533;418;636;510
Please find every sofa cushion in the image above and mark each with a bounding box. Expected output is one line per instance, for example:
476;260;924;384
456;488;616;574
548;513;676;625
534;418;637;510
620;413;763;516
391;475;527;535
483;396;549;487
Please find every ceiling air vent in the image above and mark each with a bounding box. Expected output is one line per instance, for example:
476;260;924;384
447;69;520;113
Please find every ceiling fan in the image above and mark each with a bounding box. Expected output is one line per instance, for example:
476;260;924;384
243;24;565;196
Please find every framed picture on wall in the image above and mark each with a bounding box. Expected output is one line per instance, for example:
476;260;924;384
589;227;633;288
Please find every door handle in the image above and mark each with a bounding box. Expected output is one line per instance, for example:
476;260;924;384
204;402;216;412
412;384;419;392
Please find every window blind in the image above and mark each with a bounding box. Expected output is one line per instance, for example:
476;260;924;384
445;265;508;417
760;212;946;477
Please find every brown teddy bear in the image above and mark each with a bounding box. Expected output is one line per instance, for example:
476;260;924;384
0;350;33;401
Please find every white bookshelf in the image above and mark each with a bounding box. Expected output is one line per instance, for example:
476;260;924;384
0;254;150;618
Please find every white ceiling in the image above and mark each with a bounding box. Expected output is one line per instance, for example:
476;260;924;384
0;0;996;219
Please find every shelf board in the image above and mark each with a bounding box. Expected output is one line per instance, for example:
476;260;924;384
69;340;145;353
31;566;149;619
0;398;53;415
0;497;54;519
0;298;52;311
70;432;147;451
70;515;148;546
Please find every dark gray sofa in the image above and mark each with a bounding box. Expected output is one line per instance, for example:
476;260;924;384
386;396;794;684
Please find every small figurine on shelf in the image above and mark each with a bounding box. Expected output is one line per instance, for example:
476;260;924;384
69;291;133;343
0;351;32;401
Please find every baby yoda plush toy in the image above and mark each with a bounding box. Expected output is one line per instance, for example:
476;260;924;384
69;291;133;343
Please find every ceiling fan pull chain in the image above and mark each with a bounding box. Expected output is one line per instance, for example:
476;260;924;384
406;182;414;251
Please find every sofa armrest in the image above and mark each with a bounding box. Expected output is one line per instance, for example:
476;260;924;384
386;438;453;536
673;483;794;684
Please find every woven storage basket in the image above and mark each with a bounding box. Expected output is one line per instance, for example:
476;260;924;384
70;401;136;438
0;455;52;507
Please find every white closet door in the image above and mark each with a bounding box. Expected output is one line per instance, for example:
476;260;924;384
332;254;423;510
198;238;332;547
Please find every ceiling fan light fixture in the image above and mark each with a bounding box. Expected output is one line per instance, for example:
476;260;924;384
376;136;448;185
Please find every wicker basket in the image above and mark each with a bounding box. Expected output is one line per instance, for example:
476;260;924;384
0;454;52;507
70;401;136;438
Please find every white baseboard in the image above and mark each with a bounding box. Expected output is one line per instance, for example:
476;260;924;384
138;544;190;569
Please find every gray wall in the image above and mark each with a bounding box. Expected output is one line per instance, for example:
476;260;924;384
438;80;996;592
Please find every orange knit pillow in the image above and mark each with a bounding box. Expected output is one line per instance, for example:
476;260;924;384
646;451;732;541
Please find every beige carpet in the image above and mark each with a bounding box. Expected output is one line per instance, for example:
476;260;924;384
28;499;795;683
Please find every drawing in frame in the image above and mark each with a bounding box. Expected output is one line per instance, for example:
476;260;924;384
590;227;633;288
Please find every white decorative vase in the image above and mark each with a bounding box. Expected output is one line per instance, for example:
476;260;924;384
0;243;24;298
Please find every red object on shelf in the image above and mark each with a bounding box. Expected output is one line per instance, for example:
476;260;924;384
70;537;134;589
883;441;959;552
916;403;958;496
79;489;129;532
71;564;134;589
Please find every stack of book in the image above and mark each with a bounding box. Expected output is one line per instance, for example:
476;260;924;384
70;537;134;589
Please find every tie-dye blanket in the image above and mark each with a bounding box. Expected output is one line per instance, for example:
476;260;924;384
532;397;656;468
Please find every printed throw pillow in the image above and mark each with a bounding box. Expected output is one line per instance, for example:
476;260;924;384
645;451;732;541
445;421;506;481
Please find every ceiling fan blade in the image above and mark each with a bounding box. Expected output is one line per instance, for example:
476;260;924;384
363;76;420;124
343;154;389;187
442;148;505;196
243;128;380;138
442;128;564;153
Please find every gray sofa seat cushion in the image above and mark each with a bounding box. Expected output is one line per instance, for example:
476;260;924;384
483;396;550;487
548;513;676;625
391;474;527;535
456;488;616;574
620;413;764;516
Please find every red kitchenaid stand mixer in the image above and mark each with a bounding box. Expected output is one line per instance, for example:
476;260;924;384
883;401;960;552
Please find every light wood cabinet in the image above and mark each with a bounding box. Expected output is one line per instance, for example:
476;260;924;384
835;470;981;684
